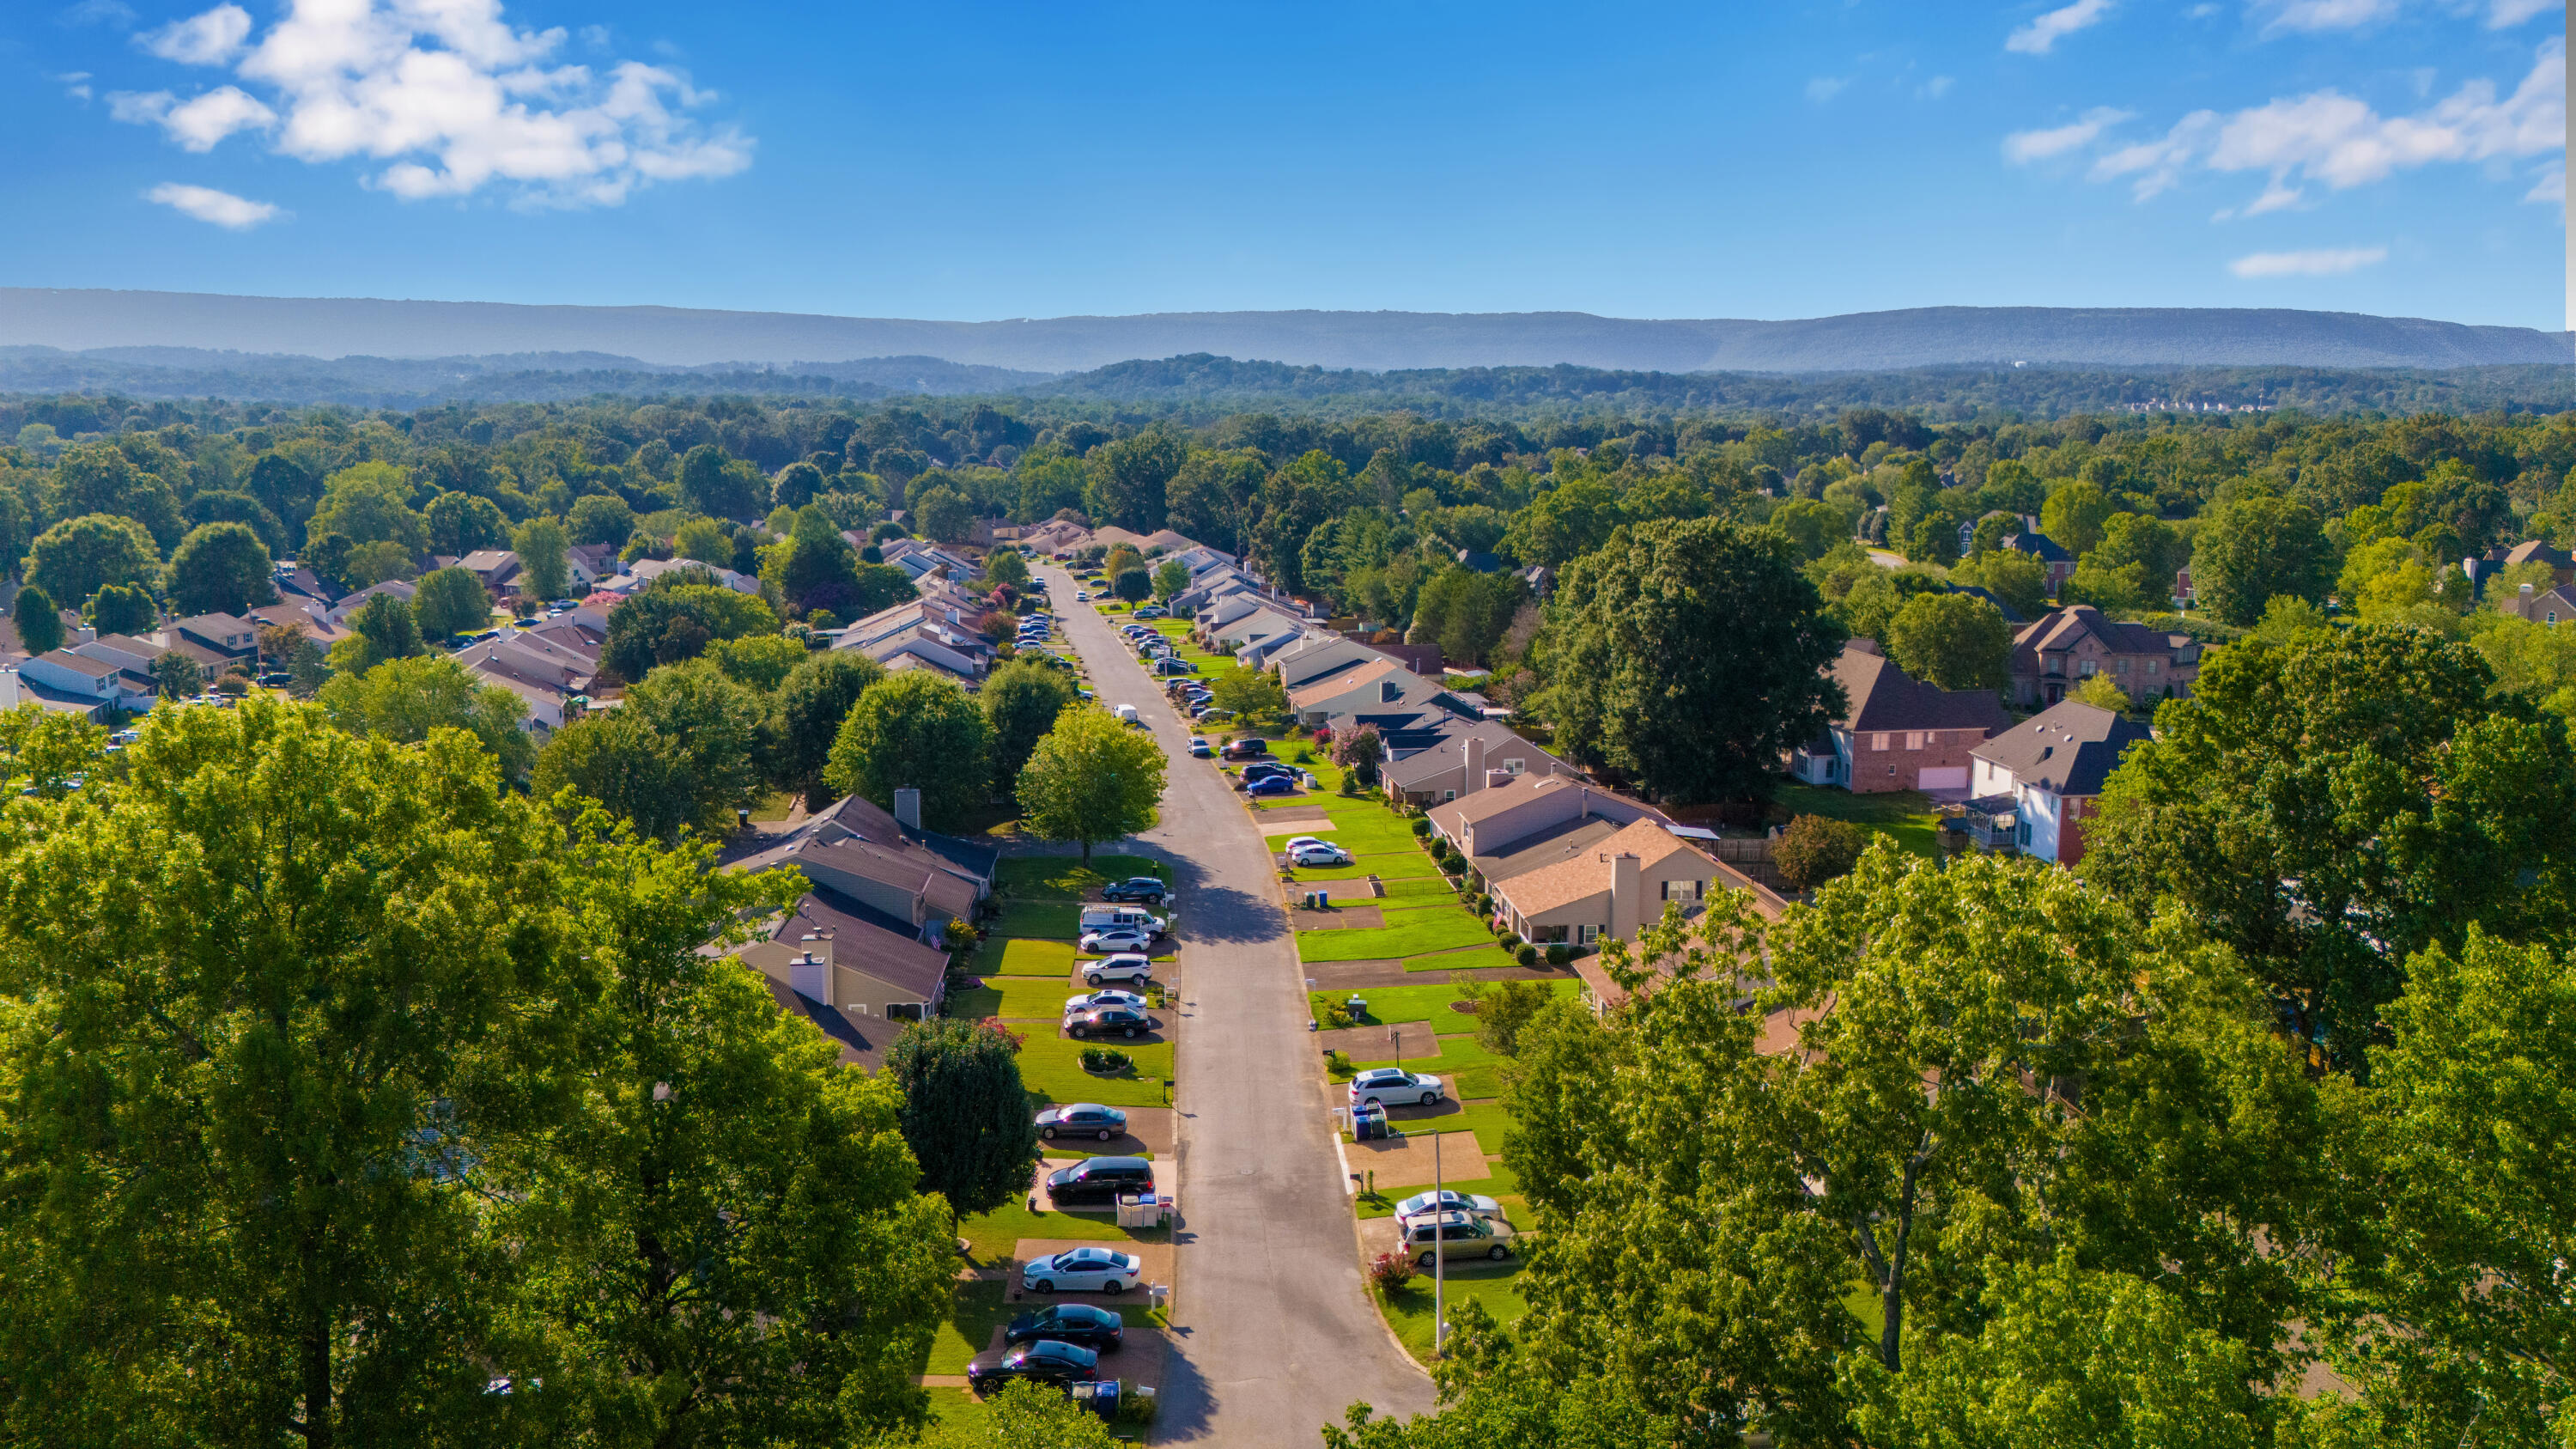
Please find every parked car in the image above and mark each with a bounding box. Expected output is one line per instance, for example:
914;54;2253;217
965;1339;1100;1394
1082;953;1154;987
1281;835;1328;852
1100;876;1168;904
257;672;294;687
1074;590;1090;600
1194;707;1236;723
1062;989;1148;1016
1035;1102;1130;1141
1394;1189;1505;1225
1004;1302;1125;1352
1401;1210;1516;1264
1080;927;1156;954
1246;776;1297;797
512;615;538;629
1239;761;1295;782
1066;1005;1152;1039
1290;843;1352;867
1137;606;1165;618
1187;737;1212;758
1155;659;1196;676
1220;739;1271;760
1350;1067;1446;1108
1078;905;1163;935
1043;1156;1154;1207
1025;1245;1147;1294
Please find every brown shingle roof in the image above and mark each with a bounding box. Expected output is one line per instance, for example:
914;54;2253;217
1496;819;1706;916
1832;644;2014;734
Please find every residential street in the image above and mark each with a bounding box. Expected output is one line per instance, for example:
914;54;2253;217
1041;567;1435;1445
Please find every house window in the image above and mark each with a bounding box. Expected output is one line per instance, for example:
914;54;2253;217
2115;658;2129;673
2552;612;2561;626
1576;924;1602;945
1442;789;1456;801
2148;660;2160;674
1871;733;1889;751
1905;732;1923;751
1661;879;1704;902
1534;924;1571;944
2078;660;2098;677
1504;758;1526;776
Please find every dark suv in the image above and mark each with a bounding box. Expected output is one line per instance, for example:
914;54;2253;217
1220;739;1271;760
1100;876;1167;905
1045;1156;1155;1207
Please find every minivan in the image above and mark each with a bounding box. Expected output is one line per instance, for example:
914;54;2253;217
1046;1156;1155;1206
1078;905;1163;935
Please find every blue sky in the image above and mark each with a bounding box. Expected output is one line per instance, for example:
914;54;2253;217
1;0;2565;330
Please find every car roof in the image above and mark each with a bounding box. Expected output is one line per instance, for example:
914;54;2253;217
1073;1155;1151;1171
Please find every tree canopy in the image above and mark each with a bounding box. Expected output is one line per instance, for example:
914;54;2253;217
823;673;993;831
1017;706;1167;862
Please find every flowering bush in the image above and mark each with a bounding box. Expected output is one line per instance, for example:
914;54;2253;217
1367;1251;1417;1292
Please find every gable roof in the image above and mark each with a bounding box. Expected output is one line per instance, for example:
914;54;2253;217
1382;719;1566;788
1832;643;2014;734
1496;819;1710;916
2011;606;2201;668
1971;699;2153;796
2006;530;2074;563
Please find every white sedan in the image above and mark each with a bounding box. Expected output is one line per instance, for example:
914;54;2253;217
1281;836;1328;853
1350;1067;1447;1108
1065;989;1150;1016
1080;928;1156;954
1023;1246;1145;1294
1290;843;1352;867
1394;1190;1504;1227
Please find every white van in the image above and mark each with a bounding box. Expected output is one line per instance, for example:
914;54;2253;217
1078;905;1164;935
1113;703;1140;724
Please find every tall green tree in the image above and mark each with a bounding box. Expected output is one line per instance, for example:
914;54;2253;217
511;514;571;601
616;660;775;836
1087;429;1185;533
568;494;636;547
88;580;159;636
10;582;63;655
679;444;763;521
423;490;510;557
2190;494;2332;628
824;673;993;831
882;1018;1042;1217
602;578;780;682
2083;624;2576;1068
334;591;426;674
185;489;289;556
27;512;161;607
981;658;1078;801
316;654;535;782
774;651;887;807
1883;591;2013;693
164;521;278;618
1152;557;1188;600
307;461;427;553
1017;706;1166;863
410;566;493;642
149;649;204;699
532;711;694;843
2039;480;2117;557
1550;517;1845;804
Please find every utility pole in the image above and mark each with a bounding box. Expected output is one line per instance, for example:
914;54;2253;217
1432;1129;1445;1358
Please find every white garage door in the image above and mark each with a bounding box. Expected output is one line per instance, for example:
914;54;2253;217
1917;767;1968;791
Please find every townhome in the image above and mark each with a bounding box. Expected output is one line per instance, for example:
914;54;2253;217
70;633;170;691
834;598;994;685
328;579;420;624
1789;642;2014;795
272;564;345;608
2473;539;2576;594
605;557;764;596
1961;699;2154;865
0;661;117;720
2008;605;2201;709
1381;721;1568;805
1285;657;1452;729
1266;633;1399;690
566;543;620;592
2492;580;2576;625
458;550;522;594
21;649;149;713
173;613;259;668
1425;772;1660;865
1206;605;1311;656
1487;818;1722;950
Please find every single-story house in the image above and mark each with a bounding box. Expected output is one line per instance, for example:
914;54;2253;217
1487;818;1722;949
1382;721;1568;806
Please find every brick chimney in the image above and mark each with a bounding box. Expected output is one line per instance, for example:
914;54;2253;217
1608;851;1642;942
1463;734;1485;795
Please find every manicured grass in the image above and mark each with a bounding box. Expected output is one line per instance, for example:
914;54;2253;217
923;1388;987;1434
1376;1261;1529;1366
991;900;1081;939
1382;876;1466;901
749;789;797;823
1356;1163;1522;1219
994;855;1165;898
1425;1098;1517;1145
1297;910;1503;963
1016;1033;1174;1107
1773;782;1941;861
1318;982;1577;1027
981;939;1078;978
954;1198;1166;1263
1353;1030;1504;1073
948;977;1082;1020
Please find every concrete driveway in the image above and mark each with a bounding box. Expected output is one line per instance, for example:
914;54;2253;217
1039;567;1434;1444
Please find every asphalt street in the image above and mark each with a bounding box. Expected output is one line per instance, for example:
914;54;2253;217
1040;568;1434;1445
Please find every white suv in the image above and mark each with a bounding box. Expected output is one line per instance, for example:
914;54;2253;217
1349;1068;1445;1109
1083;953;1154;987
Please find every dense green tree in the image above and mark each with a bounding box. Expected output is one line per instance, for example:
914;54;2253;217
674;516;734;565
53;439;186;550
335;591;426;674
1947;547;2050;618
617;660;774;836
1017;706;1166;863
303;529;355;588
769;459;826;511
0;698;104;796
761;508;902;620
532;712;695;843
149;649;204;699
2040;480;2117;557
1212;667;1287;722
164;521;278;618
342;539;416;589
410;566;493;642
1163;447;1267;555
184;489;289;556
423;490;510;556
27;512;161;607
243;453;321;539
981;658;1078;801
1110;566;1151;603
708;633;808;691
986;548;1031;590
1409;567;1530;669
1550;517;1844;804
1503;476;1619;569
948;1380;1125;1449
1767;497;1849;561
1884;591;2013;693
511;514;571;601
11;583;63;655
1252;451;1357;595
883;1018;1042;1217
602;577;780;682
824;673;993;830
679;444;763;520
307;461;427;553
87;579;158;636
2084;624;2576;1068
1153;557;1188;600
1771;813;1867;892
316;653;534;781
568;493;637;547
1086;429;1185;532
912;483;974;544
2190;494;2332;627
1012;447;1091;525
774;651;888;807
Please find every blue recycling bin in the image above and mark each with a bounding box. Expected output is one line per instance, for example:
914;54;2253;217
1353;1102;1389;1141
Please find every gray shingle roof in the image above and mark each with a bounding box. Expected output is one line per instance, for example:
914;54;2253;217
1970;700;2152;796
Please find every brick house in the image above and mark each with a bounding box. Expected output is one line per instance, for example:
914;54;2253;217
1789;642;2014;795
2008;606;2202;709
1964;700;2153;866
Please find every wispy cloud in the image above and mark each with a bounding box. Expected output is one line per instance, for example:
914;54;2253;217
58;0;137;27
2526;166;2566;204
143;181;281;228
1918;75;1955;100
2253;0;2402;33
2228;245;2387;277
97;0;753;207
2008;0;2116;54
2003;107;2136;162
2484;0;2553;23
1805;76;1849;102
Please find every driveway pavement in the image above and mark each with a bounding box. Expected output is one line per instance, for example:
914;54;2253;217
1039;568;1433;1443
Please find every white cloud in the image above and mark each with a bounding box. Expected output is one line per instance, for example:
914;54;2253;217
2527;166;2566;204
2008;0;2116;54
59;0;137;27
2228;246;2387;277
101;0;751;207
144;181;282;228
1919;75;1955;100
1805;76;1848;102
140;3;251;64
2485;0;2553;23
2004;106;2136;162
2255;0;2403;33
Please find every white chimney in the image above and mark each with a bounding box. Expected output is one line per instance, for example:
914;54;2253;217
894;788;922;832
789;951;829;1003
1463;734;1485;795
1608;851;1642;942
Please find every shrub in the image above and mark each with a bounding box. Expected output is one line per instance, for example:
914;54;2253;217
1115;1384;1160;1426
1079;1046;1134;1074
1475;892;1494;915
1545;944;1571;967
1337;772;1358;796
214;674;250;696
1516;943;1539;967
1412;817;1431;837
1498;932;1521;950
1774;813;1869;892
1367;1251;1417;1292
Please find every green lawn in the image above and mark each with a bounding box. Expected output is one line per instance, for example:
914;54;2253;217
1355;1163;1522;1220
924;1281;1154;1374
924;1388;986;1435
1316;982;1577;1028
991;900;1081;939
1352;1030;1505;1073
1382;876;1466;901
979;939;1078;979
993;855;1165;898
749;789;797;823
954;1197;1167;1262
1772;782;1941;860
948;977;1081;1020
1017;1033;1174;1107
1403;944;1526;971
1376;1261;1529;1367
1297;911;1500;963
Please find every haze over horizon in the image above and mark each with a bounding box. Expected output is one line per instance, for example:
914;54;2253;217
2;0;2564;330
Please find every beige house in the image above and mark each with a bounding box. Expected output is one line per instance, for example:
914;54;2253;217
1425;773;1658;862
1382;722;1567;806
1490;819;1720;948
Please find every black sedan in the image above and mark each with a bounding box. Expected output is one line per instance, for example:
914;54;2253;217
1100;876;1167;904
1067;1006;1152;1039
1005;1303;1125;1352
964;1339;1099;1395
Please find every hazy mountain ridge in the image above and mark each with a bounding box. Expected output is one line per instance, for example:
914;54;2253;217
4;289;2568;373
